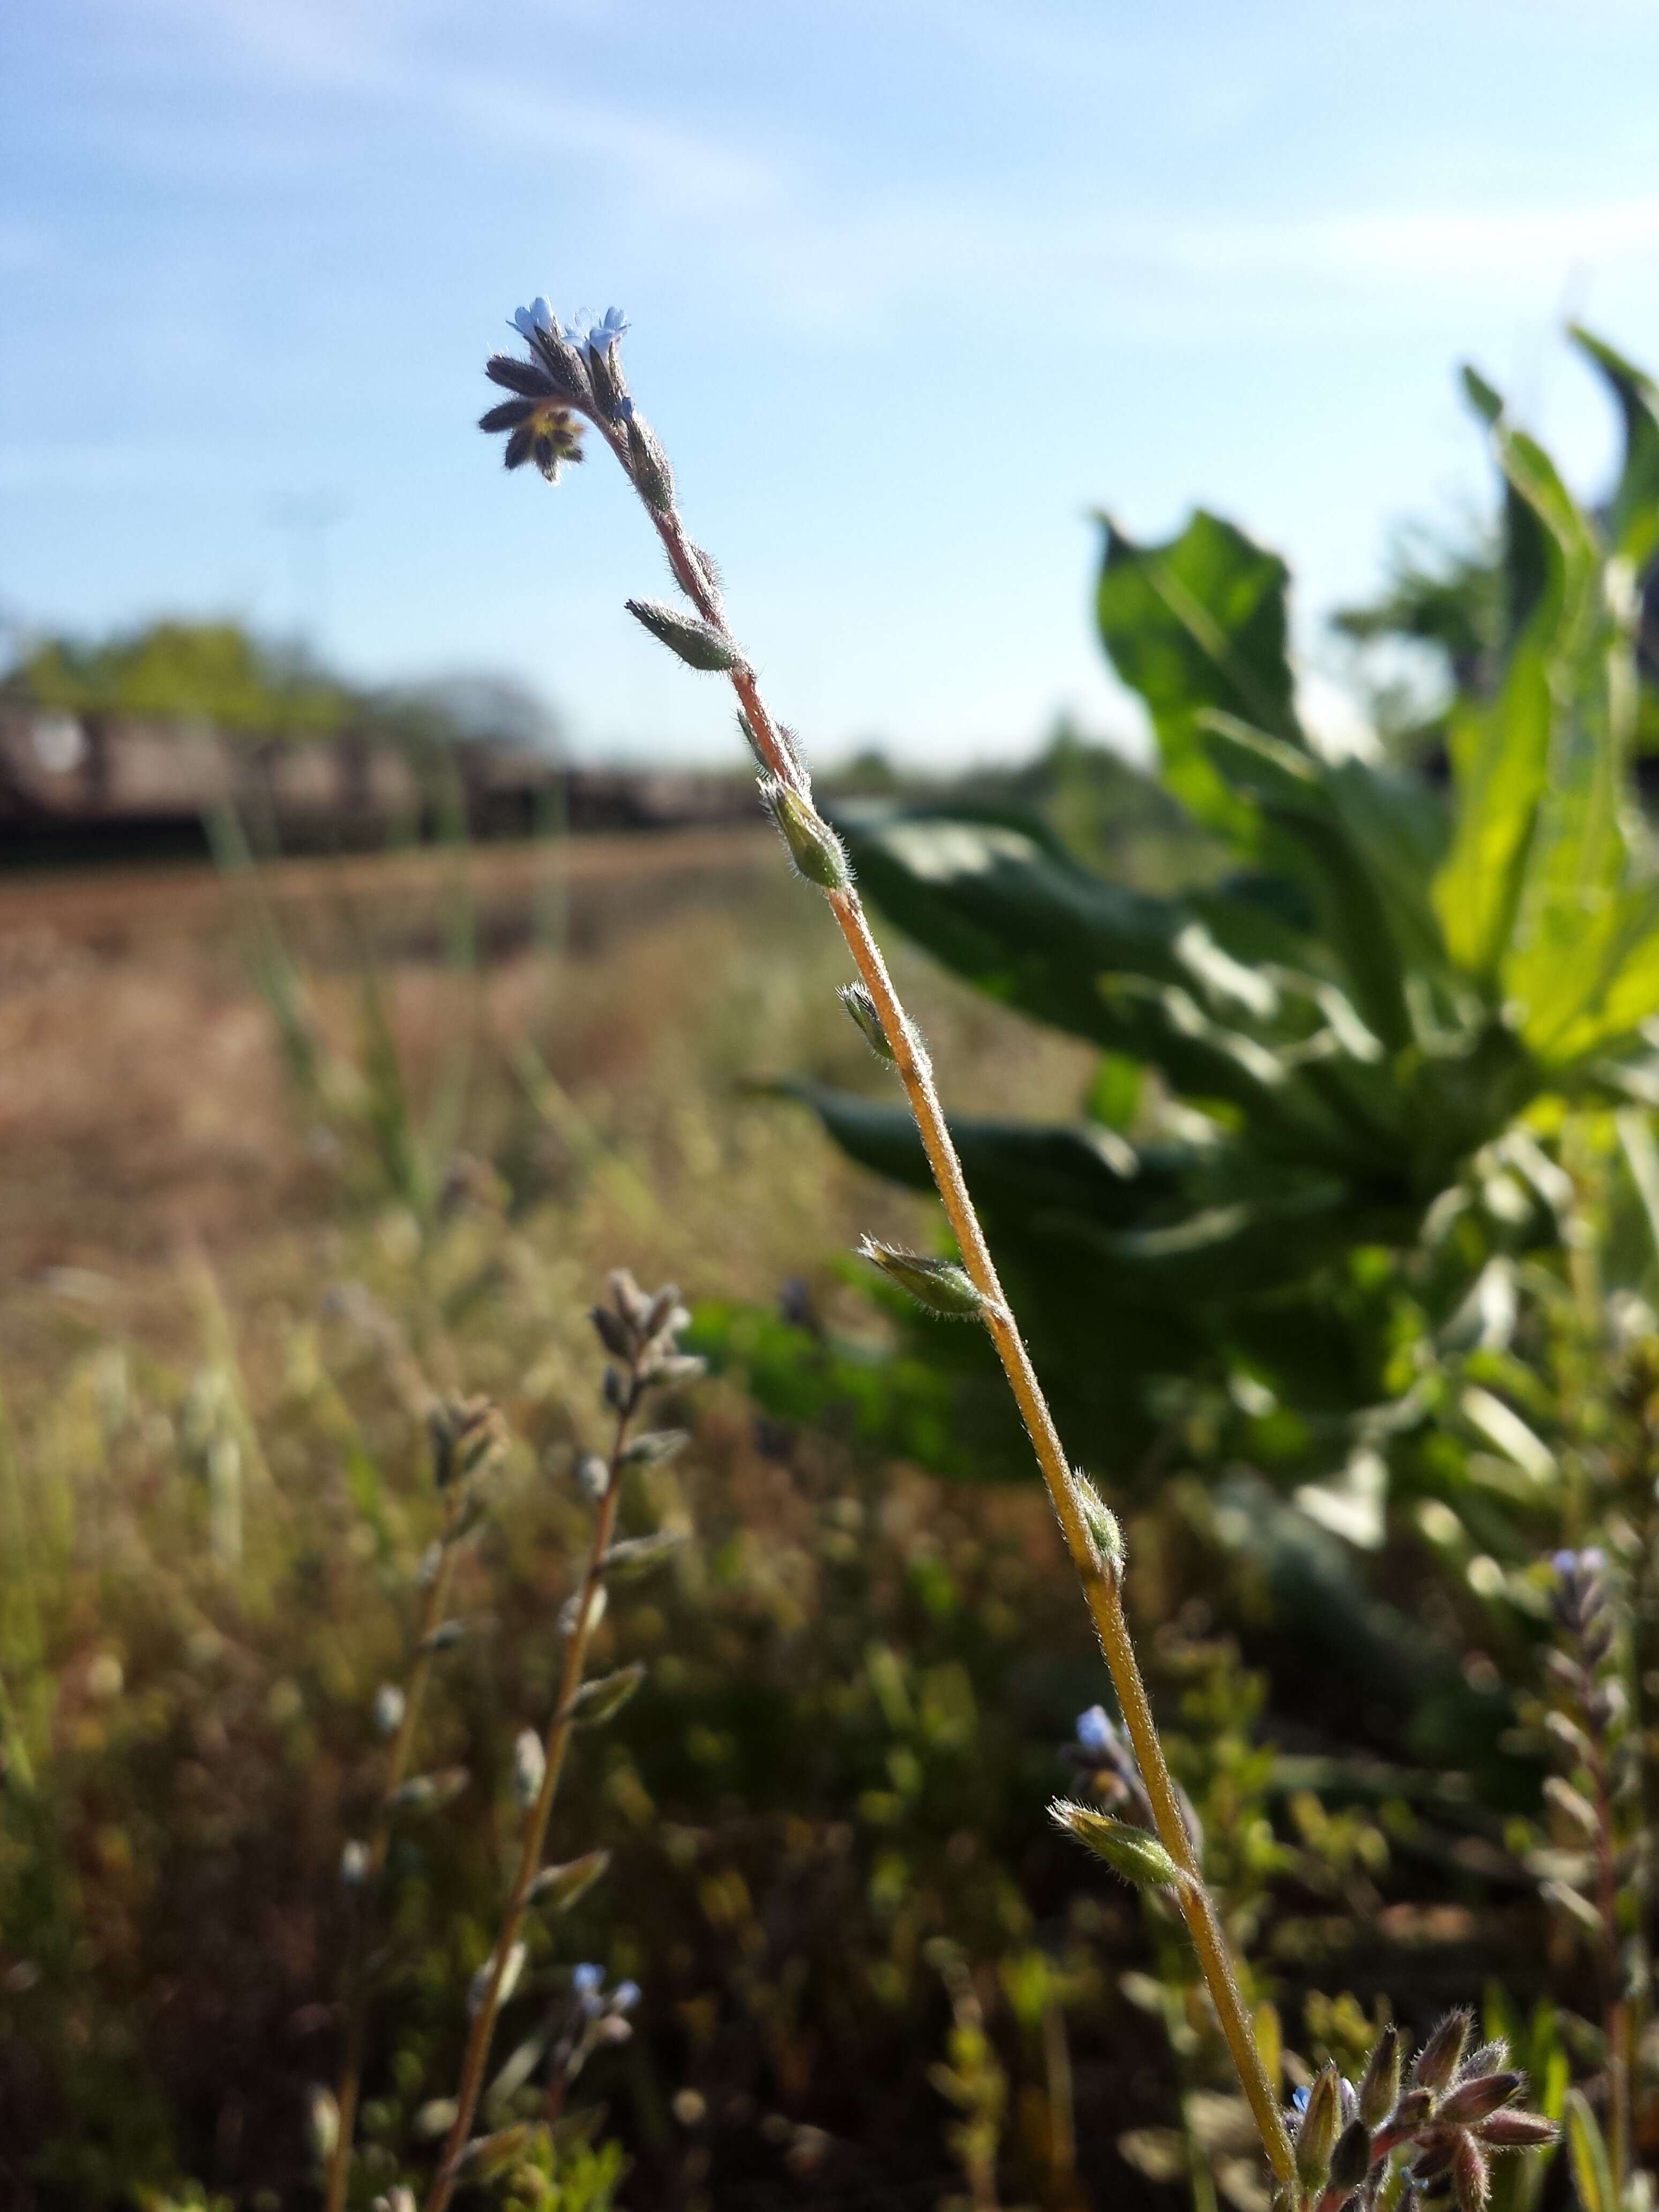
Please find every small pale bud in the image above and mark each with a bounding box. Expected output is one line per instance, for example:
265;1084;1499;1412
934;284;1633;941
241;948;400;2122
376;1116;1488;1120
340;1838;371;1887
307;2084;341;2163
602;1530;686;1580
570;1660;646;1724
1049;1798;1182;1889
574;1451;610;1501
560;1582;607;1636
388;1767;469;1815
1542;1776;1601;1843
468;1939;526;2016
528;1847;611;1912
625;597;739;672
760;779;851;892
621;1428;689;1466
512;1727;546;1810
372;1683;406;1738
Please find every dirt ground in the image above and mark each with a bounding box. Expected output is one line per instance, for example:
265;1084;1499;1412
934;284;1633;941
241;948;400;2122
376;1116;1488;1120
0;830;776;1329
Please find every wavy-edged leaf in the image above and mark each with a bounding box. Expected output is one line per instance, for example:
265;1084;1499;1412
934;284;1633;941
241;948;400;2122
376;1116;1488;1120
1096;509;1301;836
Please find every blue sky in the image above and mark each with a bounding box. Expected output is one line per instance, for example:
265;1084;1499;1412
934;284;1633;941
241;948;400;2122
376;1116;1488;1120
5;0;1659;765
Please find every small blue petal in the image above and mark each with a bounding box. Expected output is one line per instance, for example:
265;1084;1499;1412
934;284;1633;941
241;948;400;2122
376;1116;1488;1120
611;1979;641;2012
513;305;538;338
1075;1705;1116;1755
529;296;555;332
571;1962;604;1996
1290;2086;1311;2117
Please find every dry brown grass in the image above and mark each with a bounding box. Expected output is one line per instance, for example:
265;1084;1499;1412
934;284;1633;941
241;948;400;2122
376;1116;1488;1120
0;831;1093;1417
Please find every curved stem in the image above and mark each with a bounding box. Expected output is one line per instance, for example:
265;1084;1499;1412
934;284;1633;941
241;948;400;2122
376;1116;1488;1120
328;1481;466;2212
599;431;1296;2188
424;1393;634;2212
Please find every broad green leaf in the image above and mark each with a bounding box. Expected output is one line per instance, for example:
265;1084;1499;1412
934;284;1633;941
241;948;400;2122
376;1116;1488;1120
1096;509;1301;835
768;1079;1178;1223
838;809;1320;1081
1571;324;1659;572
1201;713;1419;1047
1436;383;1599;981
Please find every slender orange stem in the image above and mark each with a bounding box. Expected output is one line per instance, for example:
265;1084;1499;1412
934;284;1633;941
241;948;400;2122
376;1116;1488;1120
595;417;1296;2189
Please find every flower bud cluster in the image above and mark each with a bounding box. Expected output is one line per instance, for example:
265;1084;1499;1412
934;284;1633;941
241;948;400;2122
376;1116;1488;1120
482;297;666;500
1531;1548;1635;1959
587;1269;704;1424
1284;2016;1554;2212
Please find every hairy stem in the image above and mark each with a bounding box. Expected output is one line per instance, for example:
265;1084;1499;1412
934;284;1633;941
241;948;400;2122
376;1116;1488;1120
597;418;1296;2188
424;1394;633;2212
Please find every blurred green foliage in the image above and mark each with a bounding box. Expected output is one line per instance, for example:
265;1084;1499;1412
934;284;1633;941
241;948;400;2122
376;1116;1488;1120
5;622;352;742
781;331;1659;1504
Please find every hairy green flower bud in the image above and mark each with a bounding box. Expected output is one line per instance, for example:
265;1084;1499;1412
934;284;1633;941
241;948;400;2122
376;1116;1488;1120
1049;1798;1182;1889
1067;1467;1125;1582
839;981;897;1063
858;1236;995;1321
1414;2009;1472;2093
1452;2135;1489;2212
1439;2072;1523;2126
760;778;851;891
625;414;675;511
1329;2117;1373;2194
1358;2023;1402;2127
625;598;740;672
1476;2110;1557;2148
1296;2065;1342;2188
